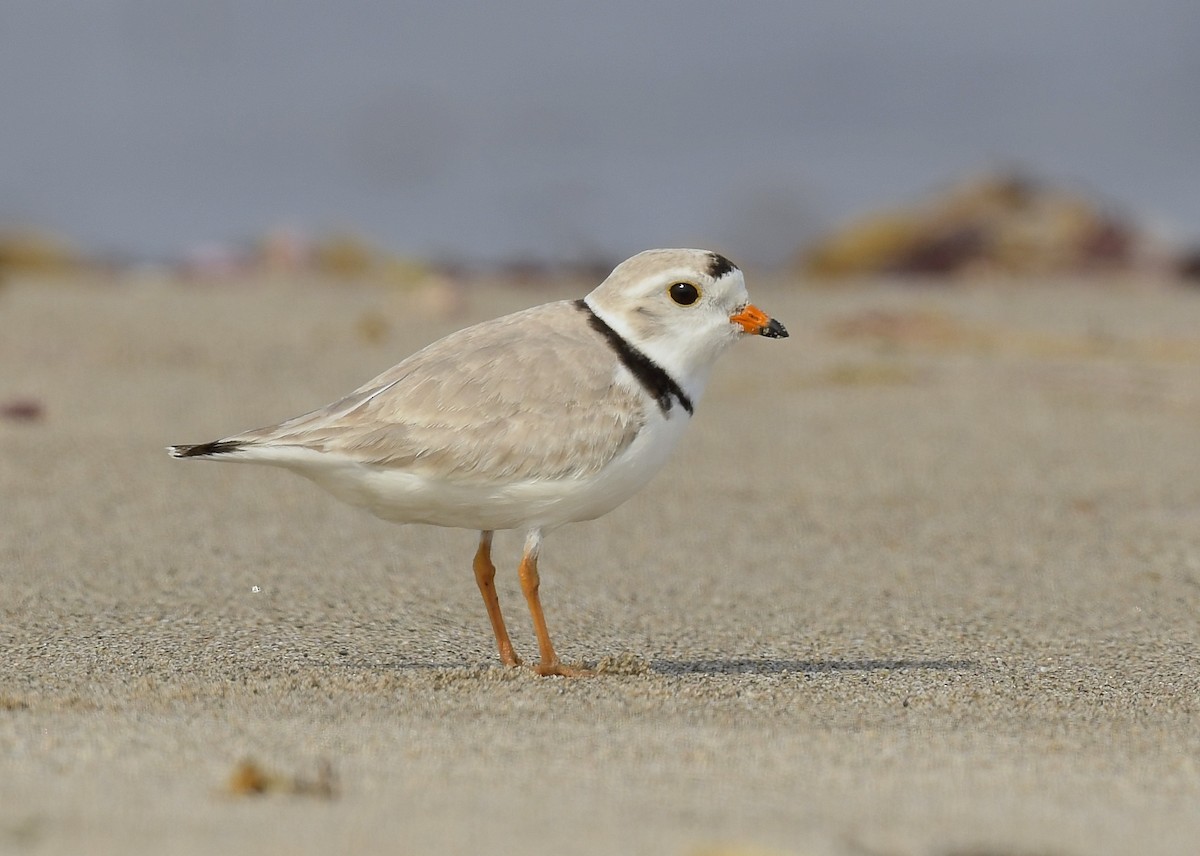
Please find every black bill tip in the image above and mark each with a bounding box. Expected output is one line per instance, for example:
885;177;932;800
761;318;788;339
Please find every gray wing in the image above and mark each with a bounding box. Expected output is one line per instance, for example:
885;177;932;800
232;301;647;483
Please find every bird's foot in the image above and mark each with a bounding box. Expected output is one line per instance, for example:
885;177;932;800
533;660;594;678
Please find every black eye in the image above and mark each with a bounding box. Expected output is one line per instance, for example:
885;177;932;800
668;282;700;306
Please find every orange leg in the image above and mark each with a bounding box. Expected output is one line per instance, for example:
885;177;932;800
518;530;593;677
472;531;521;667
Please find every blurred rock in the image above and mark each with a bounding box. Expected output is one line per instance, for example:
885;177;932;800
226;758;336;799
826;308;971;346
801;213;927;280
412;272;467;319
0;230;80;278
800;172;1163;280
257;226;311;274
354;309;391;344
0;398;45;422
313;233;375;278
180;242;249;280
1178;247;1200;283
311;232;429;288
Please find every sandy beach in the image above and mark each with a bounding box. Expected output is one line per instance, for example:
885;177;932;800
3;272;1199;855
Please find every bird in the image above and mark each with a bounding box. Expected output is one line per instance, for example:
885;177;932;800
169;248;787;676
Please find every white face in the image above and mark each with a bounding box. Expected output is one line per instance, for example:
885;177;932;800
584;248;764;383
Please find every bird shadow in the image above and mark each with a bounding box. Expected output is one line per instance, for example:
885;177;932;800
649;657;975;677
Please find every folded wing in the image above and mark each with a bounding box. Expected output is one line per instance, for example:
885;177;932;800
217;301;646;484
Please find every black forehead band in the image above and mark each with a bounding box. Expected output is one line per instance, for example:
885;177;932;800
707;253;738;279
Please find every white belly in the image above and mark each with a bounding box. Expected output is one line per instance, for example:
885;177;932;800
251;408;691;532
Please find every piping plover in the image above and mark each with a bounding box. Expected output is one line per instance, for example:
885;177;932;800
170;248;787;676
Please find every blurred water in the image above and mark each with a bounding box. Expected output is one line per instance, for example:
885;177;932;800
1;1;1197;265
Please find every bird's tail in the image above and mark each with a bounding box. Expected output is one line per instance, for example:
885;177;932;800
167;439;245;459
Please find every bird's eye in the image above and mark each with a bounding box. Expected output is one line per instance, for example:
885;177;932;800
668;282;700;306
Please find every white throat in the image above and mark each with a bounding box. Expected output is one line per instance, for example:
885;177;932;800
582;296;715;407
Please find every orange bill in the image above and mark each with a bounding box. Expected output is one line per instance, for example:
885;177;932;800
730;304;788;338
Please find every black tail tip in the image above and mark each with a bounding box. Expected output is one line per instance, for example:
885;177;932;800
168;440;242;458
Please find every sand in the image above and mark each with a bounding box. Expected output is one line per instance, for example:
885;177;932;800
2;272;1199;855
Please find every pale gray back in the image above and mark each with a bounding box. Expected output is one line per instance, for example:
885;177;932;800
232;301;646;483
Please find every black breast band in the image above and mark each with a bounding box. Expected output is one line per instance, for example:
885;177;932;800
575;299;694;416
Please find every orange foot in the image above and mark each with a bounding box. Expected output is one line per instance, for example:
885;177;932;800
534;660;594;678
